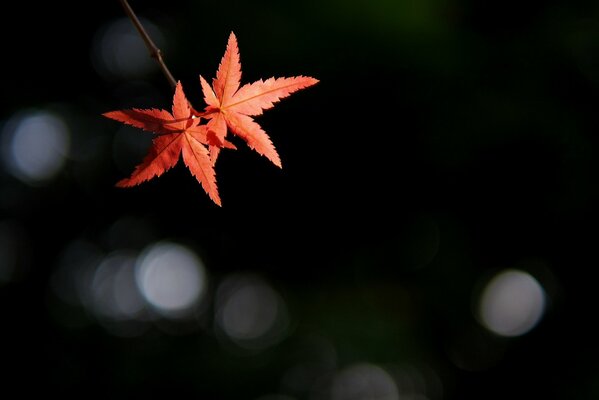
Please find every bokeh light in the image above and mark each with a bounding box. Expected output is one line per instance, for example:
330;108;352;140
135;241;207;318
389;363;442;400
330;363;398;400
477;269;546;337
51;237;210;334
91;251;145;320
92;17;165;80
215;273;289;351
1;110;69;185
90;251;149;336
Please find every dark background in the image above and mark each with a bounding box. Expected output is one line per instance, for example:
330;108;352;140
1;1;599;399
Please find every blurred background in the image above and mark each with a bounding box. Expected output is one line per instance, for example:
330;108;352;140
1;0;599;398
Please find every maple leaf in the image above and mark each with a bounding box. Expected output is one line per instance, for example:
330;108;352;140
198;31;319;167
103;81;223;206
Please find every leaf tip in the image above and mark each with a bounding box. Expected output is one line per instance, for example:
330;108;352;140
304;76;320;87
271;155;282;169
102;110;118;119
208;188;222;206
227;31;239;49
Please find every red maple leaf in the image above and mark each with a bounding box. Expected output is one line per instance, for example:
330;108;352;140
197;31;319;166
103;81;223;206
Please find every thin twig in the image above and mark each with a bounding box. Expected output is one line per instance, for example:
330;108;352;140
119;0;177;89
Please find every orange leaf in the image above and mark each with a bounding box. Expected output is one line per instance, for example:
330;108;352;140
103;81;221;206
199;31;319;167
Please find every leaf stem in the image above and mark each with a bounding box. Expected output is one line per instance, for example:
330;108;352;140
118;0;177;89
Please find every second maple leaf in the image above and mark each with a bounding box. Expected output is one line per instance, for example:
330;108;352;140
197;32;319;167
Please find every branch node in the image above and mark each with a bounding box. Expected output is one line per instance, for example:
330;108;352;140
118;0;177;89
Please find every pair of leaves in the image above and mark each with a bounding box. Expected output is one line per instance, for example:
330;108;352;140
103;32;318;206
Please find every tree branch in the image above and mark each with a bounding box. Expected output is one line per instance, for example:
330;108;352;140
119;0;177;89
